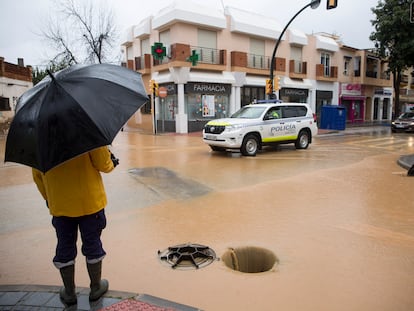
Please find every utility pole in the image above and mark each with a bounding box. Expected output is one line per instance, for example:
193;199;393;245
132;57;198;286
268;0;332;99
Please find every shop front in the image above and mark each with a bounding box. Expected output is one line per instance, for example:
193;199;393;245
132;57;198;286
279;88;309;103
373;88;393;121
185;82;231;132
339;83;365;123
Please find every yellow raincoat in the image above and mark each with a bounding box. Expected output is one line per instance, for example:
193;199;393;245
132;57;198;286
32;146;115;217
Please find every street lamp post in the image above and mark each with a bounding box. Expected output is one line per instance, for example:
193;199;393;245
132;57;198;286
268;0;321;99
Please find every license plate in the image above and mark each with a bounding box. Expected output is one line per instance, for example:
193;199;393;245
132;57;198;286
205;134;217;140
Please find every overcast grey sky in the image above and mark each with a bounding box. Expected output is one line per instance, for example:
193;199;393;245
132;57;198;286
0;0;380;67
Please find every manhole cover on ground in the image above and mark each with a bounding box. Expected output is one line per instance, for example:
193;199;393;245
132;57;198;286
222;246;278;273
158;243;217;270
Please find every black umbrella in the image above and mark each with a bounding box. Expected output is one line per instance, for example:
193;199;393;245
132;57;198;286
5;63;149;173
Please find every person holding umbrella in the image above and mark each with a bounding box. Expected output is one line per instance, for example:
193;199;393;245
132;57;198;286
4;63;149;306
32;146;119;305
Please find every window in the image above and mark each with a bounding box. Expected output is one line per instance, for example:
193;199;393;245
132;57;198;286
354;56;361;77
197;29;217;63
282;106;307;118
249;38;265;69
321;52;331;77
241;86;265;107
0;97;11;111
198;29;217;48
291;46;303;73
140;38;150;55
344;56;352;76
159;30;170;56
264;107;282;120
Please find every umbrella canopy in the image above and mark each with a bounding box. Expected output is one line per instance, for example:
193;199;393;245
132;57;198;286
5;63;149;173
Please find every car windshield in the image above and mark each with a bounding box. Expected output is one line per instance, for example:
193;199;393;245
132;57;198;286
231;106;267;119
399;112;414;119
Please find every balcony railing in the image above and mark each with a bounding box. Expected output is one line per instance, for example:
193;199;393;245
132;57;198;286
246;53;271;70
289;60;307;74
316;64;338;80
191;46;222;65
400;89;414;96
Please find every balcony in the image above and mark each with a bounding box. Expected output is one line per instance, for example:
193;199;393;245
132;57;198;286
289;60;307;79
133;43;227;73
350;69;391;86
230;51;285;75
400;89;414;97
315;64;338;81
246;53;271;70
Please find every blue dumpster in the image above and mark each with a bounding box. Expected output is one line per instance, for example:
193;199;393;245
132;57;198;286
320;105;347;130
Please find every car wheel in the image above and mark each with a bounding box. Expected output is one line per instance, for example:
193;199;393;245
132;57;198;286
295;130;310;149
210;146;225;152
241;134;259;156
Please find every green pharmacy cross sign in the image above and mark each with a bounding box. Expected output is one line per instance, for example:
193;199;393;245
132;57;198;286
151;42;166;61
188;50;199;66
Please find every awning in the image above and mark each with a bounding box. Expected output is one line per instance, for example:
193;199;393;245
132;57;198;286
152;0;226;30
289;28;308;46
225;7;283;40
315;35;339;52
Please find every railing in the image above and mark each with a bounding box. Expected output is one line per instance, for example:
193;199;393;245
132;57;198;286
400;89;414;96
289;60;306;74
246;53;271;70
191;46;222;65
366;71;378;78
380;72;391;80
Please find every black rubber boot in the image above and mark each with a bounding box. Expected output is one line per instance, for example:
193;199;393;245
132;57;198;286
59;265;77;306
87;261;109;301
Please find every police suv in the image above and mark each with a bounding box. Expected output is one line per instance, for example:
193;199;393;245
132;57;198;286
203;100;318;156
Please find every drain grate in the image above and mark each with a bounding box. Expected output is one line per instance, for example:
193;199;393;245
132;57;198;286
158;243;217;270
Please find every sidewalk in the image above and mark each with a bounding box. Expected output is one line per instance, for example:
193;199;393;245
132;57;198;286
0;284;200;310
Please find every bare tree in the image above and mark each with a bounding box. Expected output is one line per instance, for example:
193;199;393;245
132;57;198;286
42;0;119;67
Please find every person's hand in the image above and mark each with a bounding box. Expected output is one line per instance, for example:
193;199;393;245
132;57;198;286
110;152;119;167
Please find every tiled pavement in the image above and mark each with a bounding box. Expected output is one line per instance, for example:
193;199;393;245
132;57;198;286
0;285;200;311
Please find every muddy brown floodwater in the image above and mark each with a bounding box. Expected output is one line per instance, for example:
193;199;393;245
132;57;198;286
1;129;414;311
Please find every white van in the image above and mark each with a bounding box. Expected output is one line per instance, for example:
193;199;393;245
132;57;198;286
203;100;318;156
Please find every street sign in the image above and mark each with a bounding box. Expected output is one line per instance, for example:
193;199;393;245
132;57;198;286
158;87;167;98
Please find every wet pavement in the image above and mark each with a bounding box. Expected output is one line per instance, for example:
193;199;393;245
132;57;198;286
1;124;414;310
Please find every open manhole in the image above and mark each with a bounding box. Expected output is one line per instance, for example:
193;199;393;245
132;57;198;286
158;243;217;270
222;246;278;273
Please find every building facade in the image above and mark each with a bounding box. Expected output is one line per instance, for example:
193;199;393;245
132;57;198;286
0;57;33;129
121;0;394;133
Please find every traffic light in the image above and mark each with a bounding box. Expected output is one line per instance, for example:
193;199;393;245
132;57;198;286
265;79;273;95
274;76;281;90
151;42;166;61
148;79;154;91
326;0;337;10
154;82;159;97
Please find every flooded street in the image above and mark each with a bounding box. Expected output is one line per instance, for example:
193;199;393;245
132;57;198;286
1;128;414;310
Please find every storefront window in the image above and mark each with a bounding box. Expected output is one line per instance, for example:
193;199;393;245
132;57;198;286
159;96;177;121
241;86;265;106
279;88;308;103
186;94;229;120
